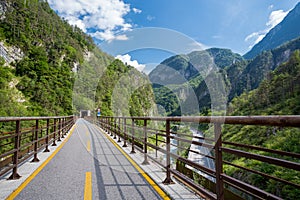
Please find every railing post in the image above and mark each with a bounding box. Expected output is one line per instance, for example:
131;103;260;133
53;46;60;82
163;119;174;184
104;117;107;133
142;119;149;165
106;118;109;133
52;118;57;146
57;118;61;142
155;131;158;158
31;119;40;162
123;118;128;147
117;117;121;142
130;119;136;154
215;123;224;200
110;118;113;136
61;118;65;138
65;118;69;135
8;120;21;180
105;117;108;133
44;119;50;152
113;118;117;139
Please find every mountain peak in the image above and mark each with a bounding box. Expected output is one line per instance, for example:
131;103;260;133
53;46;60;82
244;2;300;59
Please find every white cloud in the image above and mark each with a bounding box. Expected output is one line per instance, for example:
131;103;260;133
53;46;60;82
48;0;133;41
147;15;155;21
245;9;289;49
266;10;288;28
64;16;87;32
115;54;145;72
133;8;142;14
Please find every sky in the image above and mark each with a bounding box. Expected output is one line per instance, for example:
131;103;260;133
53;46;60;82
48;0;300;73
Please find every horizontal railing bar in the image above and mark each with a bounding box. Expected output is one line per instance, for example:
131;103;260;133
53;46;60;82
222;174;283;200
0;116;74;122
222;147;300;171
0;149;16;159
103;115;300;127
223;160;300;189
0;116;74;180
96;116;300;200
174;154;216;177
0;165;14;177
223;141;300;159
171;168;217;200
172;135;215;149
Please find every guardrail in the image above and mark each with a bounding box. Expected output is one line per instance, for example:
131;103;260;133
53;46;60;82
94;116;300;200
0;116;75;179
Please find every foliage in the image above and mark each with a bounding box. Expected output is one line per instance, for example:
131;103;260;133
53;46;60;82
0;0;111;116
223;50;300;199
150;48;243;116
95;59;156;118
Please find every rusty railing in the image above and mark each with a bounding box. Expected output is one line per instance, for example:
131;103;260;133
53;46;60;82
0;116;75;179
94;116;300;200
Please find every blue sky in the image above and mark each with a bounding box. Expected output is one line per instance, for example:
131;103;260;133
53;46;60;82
48;0;300;73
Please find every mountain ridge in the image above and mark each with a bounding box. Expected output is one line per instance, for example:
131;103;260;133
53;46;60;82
244;2;300;59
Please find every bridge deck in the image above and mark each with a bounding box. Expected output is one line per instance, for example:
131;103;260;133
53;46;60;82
1;119;200;200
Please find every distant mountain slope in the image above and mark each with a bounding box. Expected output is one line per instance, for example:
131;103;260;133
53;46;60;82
230;50;300;116
149;48;243;85
149;48;243;115
229;36;300;100
196;36;300;112
150;36;300;116
222;50;300;200
244;2;300;59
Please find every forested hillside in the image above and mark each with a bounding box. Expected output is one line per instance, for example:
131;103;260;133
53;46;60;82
149;36;300;116
0;0;154;117
223;50;300;199
228;37;300;101
0;0;95;116
150;48;242;115
95;59;155;117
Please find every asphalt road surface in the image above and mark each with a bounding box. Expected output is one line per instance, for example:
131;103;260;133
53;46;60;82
14;119;163;200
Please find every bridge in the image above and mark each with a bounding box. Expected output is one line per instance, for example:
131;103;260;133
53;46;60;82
0;115;299;199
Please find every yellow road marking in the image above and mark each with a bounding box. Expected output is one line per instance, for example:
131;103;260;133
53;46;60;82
6;125;76;200
84;172;92;200
86;131;89;136
94;125;171;200
87;140;91;152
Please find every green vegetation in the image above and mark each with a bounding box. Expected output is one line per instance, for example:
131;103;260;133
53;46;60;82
228;50;300;115
149;48;243;116
95;59;155;117
223;50;300;199
0;0;154;117
0;0;94;116
0;57;28;116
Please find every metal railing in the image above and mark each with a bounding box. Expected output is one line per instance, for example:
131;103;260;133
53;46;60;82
0;116;75;179
94;116;300;200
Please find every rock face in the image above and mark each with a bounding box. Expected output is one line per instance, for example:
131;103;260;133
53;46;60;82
0;42;24;64
0;1;8;20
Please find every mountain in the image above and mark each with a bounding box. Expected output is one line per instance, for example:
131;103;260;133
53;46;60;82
149;48;243;86
150;36;300;116
244;2;300;59
223;50;300;199
0;0;154;117
228;36;300;100
193;36;300;114
149;48;243;115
